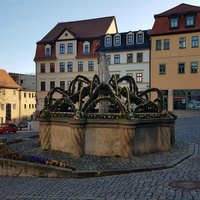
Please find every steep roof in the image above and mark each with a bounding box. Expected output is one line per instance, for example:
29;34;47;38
0;69;21;89
38;16;117;44
155;3;200;18
149;3;200;36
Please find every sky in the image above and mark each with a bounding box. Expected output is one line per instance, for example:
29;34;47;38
0;0;200;74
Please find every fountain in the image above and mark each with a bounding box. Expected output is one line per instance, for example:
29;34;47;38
39;53;176;158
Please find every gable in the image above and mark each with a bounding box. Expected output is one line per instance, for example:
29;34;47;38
58;29;76;40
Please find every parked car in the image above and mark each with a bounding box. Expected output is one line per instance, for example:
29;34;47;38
0;123;18;134
18;121;31;130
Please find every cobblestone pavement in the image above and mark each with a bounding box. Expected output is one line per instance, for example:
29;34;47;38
0;115;200;199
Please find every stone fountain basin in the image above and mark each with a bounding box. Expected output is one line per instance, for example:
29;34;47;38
39;117;175;158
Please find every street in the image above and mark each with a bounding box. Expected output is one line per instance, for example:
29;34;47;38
0;115;200;200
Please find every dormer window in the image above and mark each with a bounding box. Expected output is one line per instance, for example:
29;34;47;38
136;32;144;44
114;34;121;46
45;44;51;56
126;32;134;45
105;35;112;47
170;17;179;29
83;41;90;54
186;15;194;27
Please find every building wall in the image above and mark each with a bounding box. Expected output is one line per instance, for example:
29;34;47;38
0;88;19;123
151;32;200;111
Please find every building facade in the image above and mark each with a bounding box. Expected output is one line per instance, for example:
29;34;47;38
149;3;200;111
0;69;36;123
99;30;150;91
34;16;118;113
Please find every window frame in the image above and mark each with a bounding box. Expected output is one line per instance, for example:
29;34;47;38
192;36;199;48
137;52;143;63
50;63;55;73
136;73;142;83
127;53;133;63
78;61;83;72
88;61;94;71
178;63;185;74
67;62;73;72
179;37;186;49
41;81;46;91
155;39;162;50
190;62;198;73
105;35;112;47
60;44;65;54
67;43;73;53
163;39;170;50
60;62;65;72
114;55;120;64
159;64;166;75
40;63;45;73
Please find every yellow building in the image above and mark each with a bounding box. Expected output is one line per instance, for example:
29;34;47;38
149;3;200;111
0;69;36;123
34;16;118;113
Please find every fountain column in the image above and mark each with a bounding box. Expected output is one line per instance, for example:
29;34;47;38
98;52;110;113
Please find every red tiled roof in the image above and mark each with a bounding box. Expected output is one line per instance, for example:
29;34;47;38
34;44;57;61
149;3;200;36
0;69;21;89
38;16;117;44
155;3;200;17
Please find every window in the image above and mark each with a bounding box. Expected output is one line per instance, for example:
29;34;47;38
159;64;166;75
114;35;120;46
1;104;4;110
13;104;16;110
83;41;90;54
127;34;134;45
179;37;186;49
137;33;143;44
41;82;45;91
60;44;65;54
50;63;55;73
78;61;83;72
105;36;111;47
156;40;162;50
178;63;185;74
60;62;65;72
50;81;55;90
45;47;51;56
45;44;51;56
60;81;65;90
88;61;94;71
24;104;26;109
67;43;73;53
136;73;142;83
114;55;120;64
192;36;198;48
32;104;34;108
40;63;45;73
186;15;194;26
137;53;143;62
24;93;26;98
164;39;170;50
170;17;178;28
29;104;31;109
29;93;31;98
106;55;111;64
126;73;133;77
190;62;198;73
67;62;73;72
127;54;133;63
